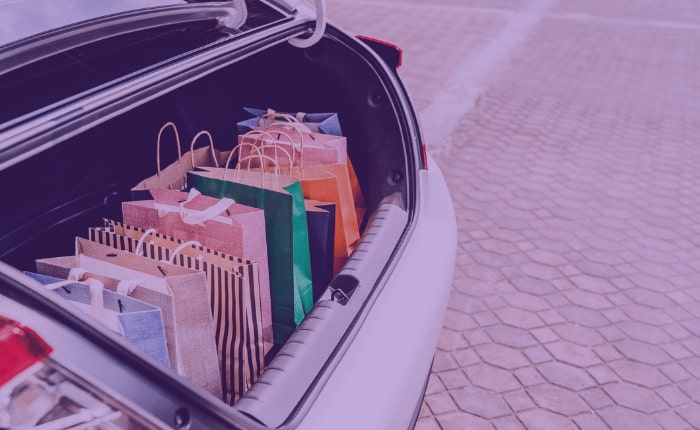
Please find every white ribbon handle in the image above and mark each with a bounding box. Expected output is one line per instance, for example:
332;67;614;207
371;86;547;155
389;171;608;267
176;189;235;226
166;240;204;264
135;228;157;257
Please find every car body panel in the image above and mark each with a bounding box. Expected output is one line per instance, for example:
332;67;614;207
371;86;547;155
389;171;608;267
300;157;456;429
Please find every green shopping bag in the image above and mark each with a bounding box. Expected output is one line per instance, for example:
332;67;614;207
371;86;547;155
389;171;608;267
187;166;313;345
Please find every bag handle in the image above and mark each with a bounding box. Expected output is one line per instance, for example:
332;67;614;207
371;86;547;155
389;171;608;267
189;130;220;169
45;277;111;320
68;265;143;298
156;122;183;177
263;122;308;171
222;139;269;182
240;129;298;166
259;110;313;133
167;240;204;264
252;144;293;176
135;228;158;257
177;188;235;226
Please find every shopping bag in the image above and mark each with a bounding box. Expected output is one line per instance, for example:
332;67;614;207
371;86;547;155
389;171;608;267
25;272;170;367
249;161;360;274
237;107;342;136
187;164;313;345
35;238;222;398
131;122;228;200
305;200;335;301
239;122;366;224
122;188;273;352
89;222;264;404
239;125;347;167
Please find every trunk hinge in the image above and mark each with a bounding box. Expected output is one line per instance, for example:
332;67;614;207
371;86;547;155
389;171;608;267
289;0;327;48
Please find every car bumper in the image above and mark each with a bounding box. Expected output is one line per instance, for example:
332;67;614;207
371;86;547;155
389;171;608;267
299;153;456;429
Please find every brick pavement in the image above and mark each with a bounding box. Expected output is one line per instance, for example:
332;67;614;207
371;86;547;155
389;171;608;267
332;0;700;429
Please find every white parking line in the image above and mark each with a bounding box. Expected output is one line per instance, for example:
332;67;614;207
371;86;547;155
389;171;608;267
419;0;558;157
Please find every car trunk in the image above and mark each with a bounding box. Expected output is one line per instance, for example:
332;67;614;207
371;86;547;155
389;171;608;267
0;24;418;427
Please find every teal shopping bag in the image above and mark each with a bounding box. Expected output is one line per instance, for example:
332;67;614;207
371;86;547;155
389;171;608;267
188;167;313;344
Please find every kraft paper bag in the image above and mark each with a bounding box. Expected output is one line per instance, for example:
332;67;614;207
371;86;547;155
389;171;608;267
35;238;222;398
131;123;230;200
90;221;264;404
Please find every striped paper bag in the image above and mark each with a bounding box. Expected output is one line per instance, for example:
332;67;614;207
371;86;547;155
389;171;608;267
90;221;264;404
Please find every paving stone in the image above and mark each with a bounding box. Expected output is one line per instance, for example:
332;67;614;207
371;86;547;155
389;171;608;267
492;415;526;430
486;325;539;348
474;311;501;327
465;328;492;346
443;309;480;331
518;409;578;430
437;369;470;390
613;339;673;366
621;304;674;325
571;274;618;294
617;320;673;344
414;417;441;430
573;412;609;430
563;289;614;310
580;388;614;409
678;357;700;378
432;350;459;372
663;325;693;342
513;367;546;387
503;291;551;312
603;382;667;413
593;344;623;362
452;348;482;368
438;329;470;351
660;362;693;384
624;288;675;309
537;309;566;325
530;327;559;344
466;363;521;392
522;345;552;365
558;305;611;328
662;342;693;360
544;341;602;368
425;392;458;415
452;386;512;419
503;389;536;413
587;365;619;385
510;276;558;296
494;307;545;329
675;403;700;429
527;384;589;416
598;406;662;430
437;412;495;430
608;360;670;388
653;411;692;430
678;379;700;402
655;385;691;407
426;373;446;395
597;326;627;342
418;402;432;418
475;343;530;370
552;323;605;347
536;362;596;391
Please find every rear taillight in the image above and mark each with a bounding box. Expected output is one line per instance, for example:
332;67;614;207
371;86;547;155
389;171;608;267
357;35;403;69
0;316;163;429
0;316;52;387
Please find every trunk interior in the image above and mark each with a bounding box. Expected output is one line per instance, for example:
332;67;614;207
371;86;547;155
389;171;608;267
0;31;414;425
